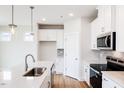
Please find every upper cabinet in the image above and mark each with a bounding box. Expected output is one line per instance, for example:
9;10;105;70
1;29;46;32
38;29;64;49
116;6;124;52
56;30;64;49
97;5;116;35
91;5;116;50
91;18;99;50
38;29;57;41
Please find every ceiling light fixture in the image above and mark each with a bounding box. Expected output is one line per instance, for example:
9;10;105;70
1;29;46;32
68;13;74;17
8;5;17;35
30;6;34;35
42;18;46;22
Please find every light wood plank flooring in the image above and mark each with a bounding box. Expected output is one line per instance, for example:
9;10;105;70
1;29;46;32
52;74;89;88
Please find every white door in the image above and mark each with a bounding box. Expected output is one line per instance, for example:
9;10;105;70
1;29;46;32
64;32;80;80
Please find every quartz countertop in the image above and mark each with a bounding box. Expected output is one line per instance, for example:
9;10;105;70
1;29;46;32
102;71;124;87
0;61;54;88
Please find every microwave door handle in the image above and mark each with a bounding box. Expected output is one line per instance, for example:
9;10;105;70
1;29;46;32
105;36;108;47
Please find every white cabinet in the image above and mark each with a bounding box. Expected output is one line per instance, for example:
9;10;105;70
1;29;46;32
102;75;122;88
97;6;105;35
38;29;57;41
55;57;64;74
97;5;116;35
56;30;64;49
91;18;99;50
40;75;51;88
116;6;124;52
83;64;90;86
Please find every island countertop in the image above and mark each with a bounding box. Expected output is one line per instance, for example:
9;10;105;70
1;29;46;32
102;71;124;88
0;61;54;88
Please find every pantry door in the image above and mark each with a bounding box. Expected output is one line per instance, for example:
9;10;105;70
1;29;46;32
64;32;80;80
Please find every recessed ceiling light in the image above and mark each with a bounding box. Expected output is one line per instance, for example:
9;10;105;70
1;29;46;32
68;13;74;17
42;18;46;21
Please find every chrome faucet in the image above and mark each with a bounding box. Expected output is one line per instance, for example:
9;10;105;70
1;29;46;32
25;54;35;71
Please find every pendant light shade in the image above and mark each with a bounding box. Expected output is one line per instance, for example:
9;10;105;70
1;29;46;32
8;5;17;35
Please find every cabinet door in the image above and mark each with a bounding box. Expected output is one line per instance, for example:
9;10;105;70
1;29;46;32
40;75;51;88
91;18;98;50
47;30;57;41
104;6;116;33
102;75;122;88
98;5;105;35
84;65;90;86
38;30;48;41
56;30;64;49
104;6;112;33
98;5;116;35
55;57;64;74
116;6;124;52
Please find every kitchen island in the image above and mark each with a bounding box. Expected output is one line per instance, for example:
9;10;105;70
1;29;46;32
0;61;54;88
102;71;124;88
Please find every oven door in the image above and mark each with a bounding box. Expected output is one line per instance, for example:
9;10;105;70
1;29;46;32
90;67;102;88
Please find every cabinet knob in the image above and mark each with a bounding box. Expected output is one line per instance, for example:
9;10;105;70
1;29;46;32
75;58;78;60
101;27;105;32
103;78;108;81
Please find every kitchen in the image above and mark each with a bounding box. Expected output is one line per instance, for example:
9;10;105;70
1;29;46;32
0;5;124;88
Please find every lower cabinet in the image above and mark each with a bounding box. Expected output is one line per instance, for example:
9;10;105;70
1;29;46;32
83;64;90;86
102;75;122;88
55;57;64;74
40;75;51;88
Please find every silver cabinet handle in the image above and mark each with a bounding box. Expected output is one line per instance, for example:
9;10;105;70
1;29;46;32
101;27;105;32
75;58;78;60
85;69;87;72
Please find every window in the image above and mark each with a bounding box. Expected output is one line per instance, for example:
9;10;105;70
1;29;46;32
24;32;34;42
0;32;11;41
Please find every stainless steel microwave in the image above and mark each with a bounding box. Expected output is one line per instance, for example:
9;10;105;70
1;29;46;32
97;32;116;50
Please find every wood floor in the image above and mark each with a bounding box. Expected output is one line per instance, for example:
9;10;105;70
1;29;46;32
52;74;89;88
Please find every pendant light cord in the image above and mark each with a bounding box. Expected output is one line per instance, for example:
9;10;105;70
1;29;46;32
30;6;34;33
12;5;14;24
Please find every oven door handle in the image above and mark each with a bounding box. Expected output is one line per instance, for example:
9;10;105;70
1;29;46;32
90;67;100;75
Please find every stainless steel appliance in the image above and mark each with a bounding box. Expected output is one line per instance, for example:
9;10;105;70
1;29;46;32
97;32;116;50
51;64;55;87
90;56;124;88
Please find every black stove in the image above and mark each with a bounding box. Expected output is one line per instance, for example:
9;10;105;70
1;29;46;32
90;56;124;88
90;64;107;72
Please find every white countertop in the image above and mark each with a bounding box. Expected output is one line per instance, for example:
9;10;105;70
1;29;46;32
102;71;124;87
0;61;54;88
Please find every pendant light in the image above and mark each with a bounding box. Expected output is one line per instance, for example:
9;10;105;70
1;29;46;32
8;5;17;35
30;6;34;35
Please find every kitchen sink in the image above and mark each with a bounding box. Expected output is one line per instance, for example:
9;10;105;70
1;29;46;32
23;67;46;77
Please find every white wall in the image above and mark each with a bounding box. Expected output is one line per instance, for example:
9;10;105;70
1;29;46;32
0;25;37;69
64;18;82;33
38;41;56;61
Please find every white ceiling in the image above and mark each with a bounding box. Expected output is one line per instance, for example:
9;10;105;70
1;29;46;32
0;5;97;25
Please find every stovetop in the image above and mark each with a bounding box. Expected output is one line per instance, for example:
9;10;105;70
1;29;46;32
90;64;107;72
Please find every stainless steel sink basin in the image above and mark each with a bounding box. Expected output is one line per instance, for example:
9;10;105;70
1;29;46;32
23;67;46;77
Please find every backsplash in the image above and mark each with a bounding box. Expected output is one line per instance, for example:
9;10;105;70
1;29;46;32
98;51;124;63
112;51;124;59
